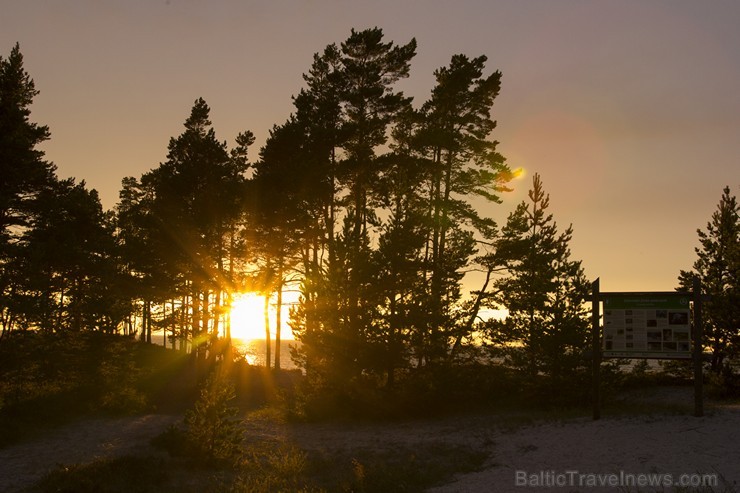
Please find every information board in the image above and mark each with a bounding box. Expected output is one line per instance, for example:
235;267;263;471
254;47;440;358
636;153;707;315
602;294;692;358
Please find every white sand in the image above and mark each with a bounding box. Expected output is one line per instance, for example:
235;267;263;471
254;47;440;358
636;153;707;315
1;388;738;493
0;414;179;492
429;407;740;492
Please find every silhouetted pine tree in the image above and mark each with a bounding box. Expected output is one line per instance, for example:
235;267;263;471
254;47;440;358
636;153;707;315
250;118;310;369
21;179;124;332
1;44;123;335
0;43;56;336
487;173;590;380
116;176;179;343
678;186;740;372
119;98;253;356
414;54;513;364
289;28;419;388
284;32;516;397
335;28;417;381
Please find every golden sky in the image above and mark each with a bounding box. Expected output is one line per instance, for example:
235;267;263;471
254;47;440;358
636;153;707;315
3;0;739;293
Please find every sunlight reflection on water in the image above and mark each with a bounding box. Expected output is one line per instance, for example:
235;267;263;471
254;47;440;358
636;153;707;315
233;338;301;370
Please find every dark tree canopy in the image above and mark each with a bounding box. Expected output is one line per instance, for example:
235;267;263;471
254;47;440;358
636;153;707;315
486;173;590;380
117;98;254;350
0;43;55;242
679;186;740;372
1;44;123;336
5;30;740;424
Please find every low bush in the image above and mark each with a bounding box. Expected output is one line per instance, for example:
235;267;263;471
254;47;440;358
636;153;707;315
705;363;740;400
184;370;244;464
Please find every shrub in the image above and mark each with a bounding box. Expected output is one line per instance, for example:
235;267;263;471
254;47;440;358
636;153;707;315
705;363;740;400
227;442;320;493
184;371;244;464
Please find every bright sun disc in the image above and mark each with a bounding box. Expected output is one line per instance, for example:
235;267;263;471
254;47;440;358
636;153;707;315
229;293;267;341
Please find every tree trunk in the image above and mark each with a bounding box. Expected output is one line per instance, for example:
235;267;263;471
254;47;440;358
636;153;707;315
146;300;152;344
387;294;397;388
274;260;284;370
170;299;176;349
450;266;493;358
264;293;271;368
180;294;189;352
192;284;202;358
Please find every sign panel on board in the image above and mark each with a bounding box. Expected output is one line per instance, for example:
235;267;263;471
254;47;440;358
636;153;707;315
602;294;691;359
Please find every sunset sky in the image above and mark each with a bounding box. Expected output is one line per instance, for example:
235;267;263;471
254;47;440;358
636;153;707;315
3;1;739;294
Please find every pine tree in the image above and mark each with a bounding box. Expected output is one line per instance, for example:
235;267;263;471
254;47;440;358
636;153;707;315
124;98;252;354
415;54;513;363
251;118;311;369
21;179;123;332
285;34;517;393
334;28;417;380
678;186;740;372
116;176;178;342
288;28;418;385
287;46;345;376
338;27;416;246
0;43;56;336
0;45;122;335
184;371;243;463
488;173;590;379
0;43;55;244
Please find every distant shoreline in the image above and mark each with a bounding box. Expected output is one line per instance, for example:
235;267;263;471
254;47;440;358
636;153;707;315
148;333;301;370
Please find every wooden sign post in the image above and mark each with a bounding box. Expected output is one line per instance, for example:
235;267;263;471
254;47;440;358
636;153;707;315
692;277;704;417
591;278;601;420
591;278;704;420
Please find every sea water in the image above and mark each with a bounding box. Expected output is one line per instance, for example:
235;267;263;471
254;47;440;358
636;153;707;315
150;332;301;370
233;338;301;370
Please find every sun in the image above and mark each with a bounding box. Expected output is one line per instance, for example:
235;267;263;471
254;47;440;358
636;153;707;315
229;293;268;341
228;290;299;342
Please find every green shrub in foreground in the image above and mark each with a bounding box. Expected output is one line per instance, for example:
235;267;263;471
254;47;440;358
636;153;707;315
184;371;244;464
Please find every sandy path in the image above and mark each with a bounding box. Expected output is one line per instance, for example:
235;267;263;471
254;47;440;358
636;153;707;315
1;394;739;493
237;396;740;492
243;413;499;452
0;414;180;492
428;407;740;493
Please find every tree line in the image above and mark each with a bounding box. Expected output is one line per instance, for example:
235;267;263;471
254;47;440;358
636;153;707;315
1;30;737;402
